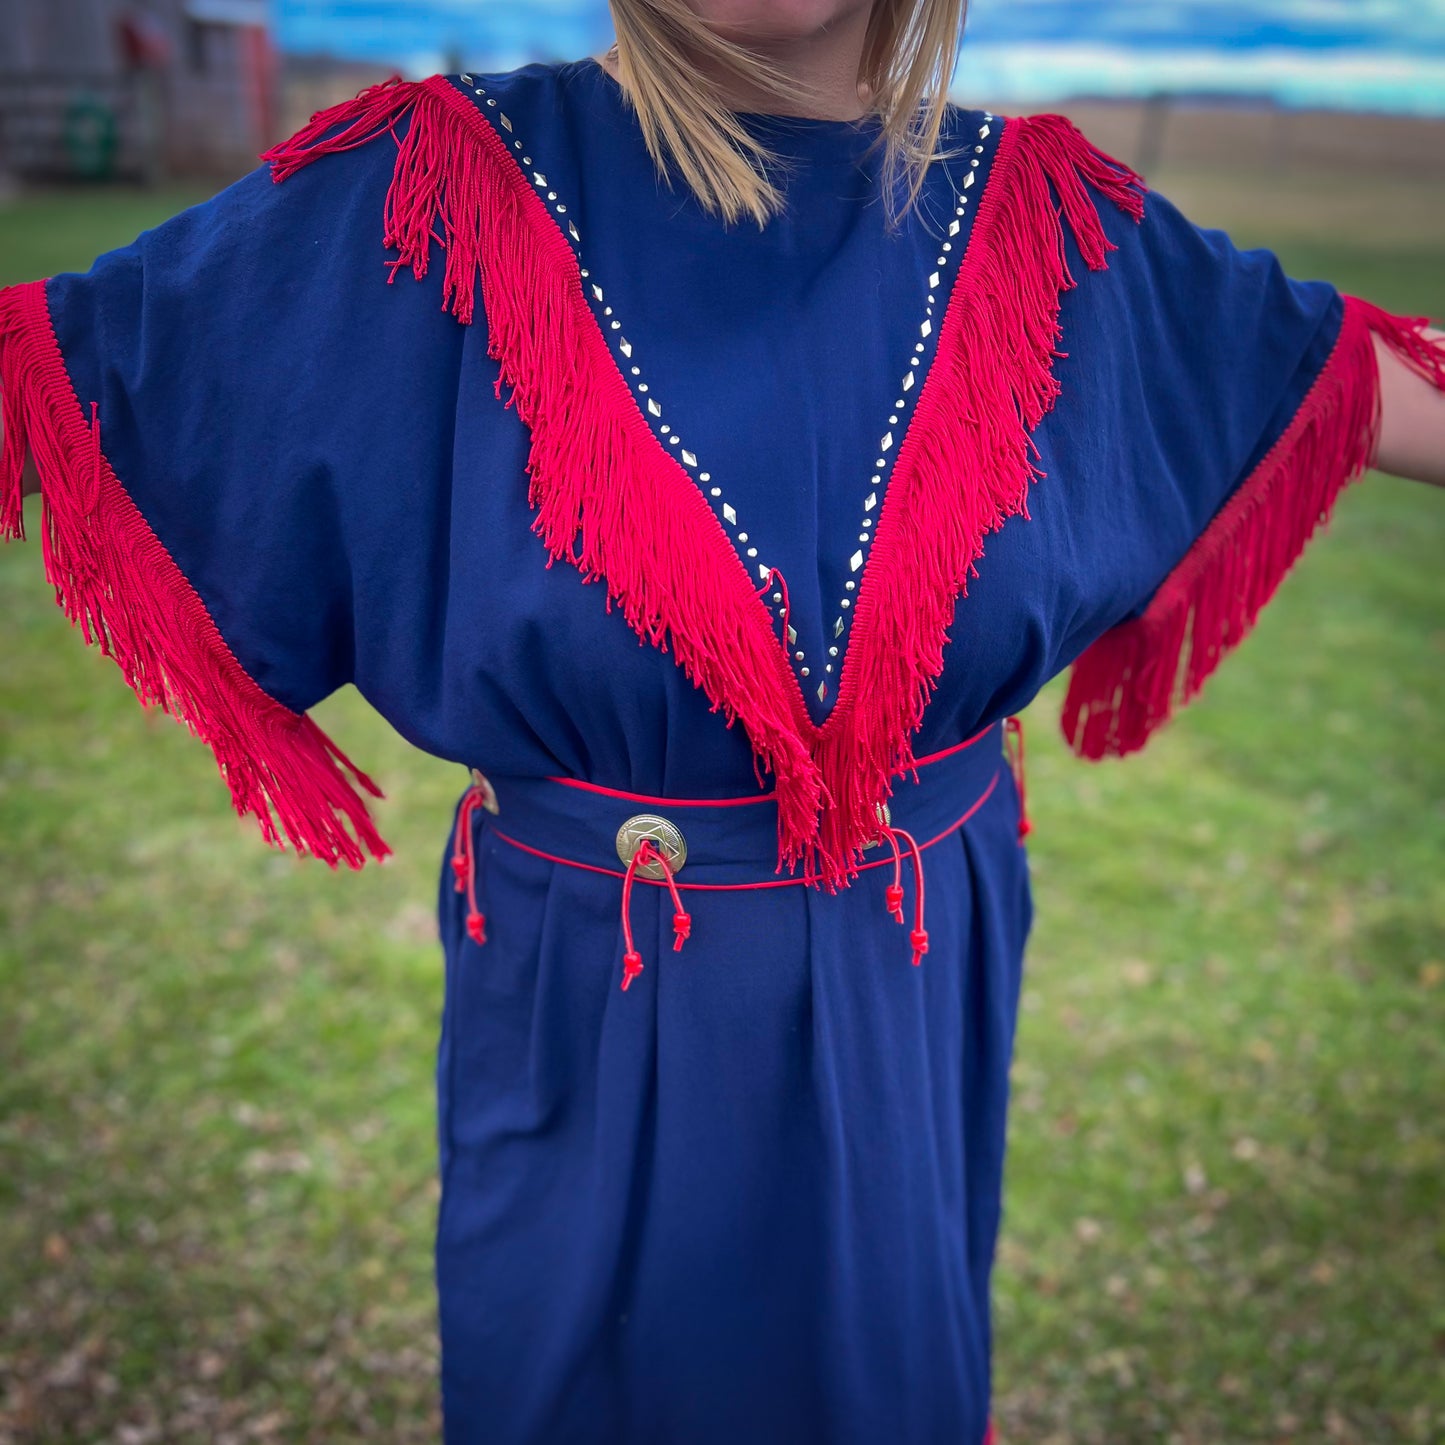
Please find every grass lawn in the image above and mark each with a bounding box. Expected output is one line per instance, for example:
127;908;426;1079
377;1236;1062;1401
2;160;1443;1445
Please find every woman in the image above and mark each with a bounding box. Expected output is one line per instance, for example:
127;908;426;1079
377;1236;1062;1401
3;1;1442;1441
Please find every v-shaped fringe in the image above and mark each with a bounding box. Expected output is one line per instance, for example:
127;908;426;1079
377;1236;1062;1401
811;114;1145;881
1062;296;1445;759
0;279;390;869
264;78;1149;889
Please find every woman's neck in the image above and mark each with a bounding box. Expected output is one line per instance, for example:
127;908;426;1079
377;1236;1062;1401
593;7;876;122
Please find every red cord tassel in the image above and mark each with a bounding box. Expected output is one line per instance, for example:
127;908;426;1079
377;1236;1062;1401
1003;715;1032;840
451;784;489;945
618;839;692;992
877;823;928;965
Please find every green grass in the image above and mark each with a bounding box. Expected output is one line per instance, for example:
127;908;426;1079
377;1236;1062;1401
2;171;1443;1444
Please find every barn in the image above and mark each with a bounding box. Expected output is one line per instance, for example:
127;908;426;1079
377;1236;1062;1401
0;0;278;182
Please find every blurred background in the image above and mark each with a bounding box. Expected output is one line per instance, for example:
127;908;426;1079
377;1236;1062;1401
3;0;1445;181
2;4;1442;1444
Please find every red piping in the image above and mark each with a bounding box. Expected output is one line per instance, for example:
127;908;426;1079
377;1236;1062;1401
543;721;998;805
485;770;1000;892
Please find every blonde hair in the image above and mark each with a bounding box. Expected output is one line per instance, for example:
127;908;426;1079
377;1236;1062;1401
604;0;971;230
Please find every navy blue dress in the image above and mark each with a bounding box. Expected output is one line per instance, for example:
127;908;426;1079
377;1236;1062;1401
5;53;1440;1445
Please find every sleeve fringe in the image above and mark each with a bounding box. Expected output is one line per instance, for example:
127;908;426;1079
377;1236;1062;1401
1061;294;1445;761
1;278;391;869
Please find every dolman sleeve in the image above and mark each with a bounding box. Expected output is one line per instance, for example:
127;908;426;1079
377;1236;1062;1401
1050;181;1445;760
0;131;422;868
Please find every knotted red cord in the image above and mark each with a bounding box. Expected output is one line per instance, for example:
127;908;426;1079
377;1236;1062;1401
755;565;793;650
877;822;928;966
451;784;489;944
619;838;692;992
1003;715;1031;840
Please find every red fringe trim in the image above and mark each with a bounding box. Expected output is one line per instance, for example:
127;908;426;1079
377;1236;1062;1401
262;84;1144;888
0;278;391;868
1061;295;1445;760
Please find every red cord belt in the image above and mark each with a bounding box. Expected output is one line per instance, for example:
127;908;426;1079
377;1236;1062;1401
452;716;1030;993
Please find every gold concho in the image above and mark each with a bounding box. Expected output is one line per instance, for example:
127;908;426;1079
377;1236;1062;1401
615;814;687;879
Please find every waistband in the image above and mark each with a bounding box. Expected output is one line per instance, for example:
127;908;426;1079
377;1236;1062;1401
451;717;1030;992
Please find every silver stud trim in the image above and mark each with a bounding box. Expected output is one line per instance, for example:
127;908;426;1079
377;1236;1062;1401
464;86;985;711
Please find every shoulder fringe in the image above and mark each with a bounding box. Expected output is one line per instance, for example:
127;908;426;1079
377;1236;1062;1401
0;279;391;869
263;82;1148;888
1062;296;1445;761
806;113;1145;884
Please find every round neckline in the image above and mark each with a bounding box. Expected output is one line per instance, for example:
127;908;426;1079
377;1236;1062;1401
567;55;884;161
